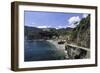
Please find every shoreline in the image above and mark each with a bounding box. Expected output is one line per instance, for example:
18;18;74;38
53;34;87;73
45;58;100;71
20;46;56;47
46;40;69;59
46;40;66;50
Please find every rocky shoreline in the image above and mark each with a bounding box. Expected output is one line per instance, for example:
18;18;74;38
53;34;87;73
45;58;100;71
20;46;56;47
46;40;90;59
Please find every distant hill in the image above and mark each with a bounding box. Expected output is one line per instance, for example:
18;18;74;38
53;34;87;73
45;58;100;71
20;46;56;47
24;26;42;32
24;26;73;40
24;26;43;40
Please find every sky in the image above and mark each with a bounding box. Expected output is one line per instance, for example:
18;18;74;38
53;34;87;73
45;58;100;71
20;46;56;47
24;11;89;29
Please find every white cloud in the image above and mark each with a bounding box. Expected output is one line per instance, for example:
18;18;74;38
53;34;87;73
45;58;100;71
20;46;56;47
56;26;66;29
68;16;81;28
25;24;34;27
67;24;76;28
25;22;37;27
58;26;62;28
31;22;36;25
36;25;51;28
37;25;66;29
25;22;52;28
82;14;88;18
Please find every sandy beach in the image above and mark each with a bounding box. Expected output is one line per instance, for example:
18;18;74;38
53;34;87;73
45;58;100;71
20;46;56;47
46;40;69;59
46;40;66;50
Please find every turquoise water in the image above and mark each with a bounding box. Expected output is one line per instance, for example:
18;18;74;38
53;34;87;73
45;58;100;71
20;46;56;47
24;40;65;61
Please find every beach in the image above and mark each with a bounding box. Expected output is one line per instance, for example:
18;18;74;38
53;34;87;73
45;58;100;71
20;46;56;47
46;40;69;59
46;40;66;50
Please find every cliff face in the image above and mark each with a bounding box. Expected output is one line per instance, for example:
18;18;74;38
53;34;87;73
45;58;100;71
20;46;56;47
70;15;90;48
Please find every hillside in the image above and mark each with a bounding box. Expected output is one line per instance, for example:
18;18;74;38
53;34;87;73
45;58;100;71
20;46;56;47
24;26;72;40
70;15;90;48
24;26;43;40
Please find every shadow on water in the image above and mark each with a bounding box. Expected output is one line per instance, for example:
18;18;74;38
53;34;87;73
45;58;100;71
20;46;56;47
24;40;65;61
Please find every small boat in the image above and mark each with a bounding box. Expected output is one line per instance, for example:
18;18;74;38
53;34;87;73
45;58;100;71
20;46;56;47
58;40;66;44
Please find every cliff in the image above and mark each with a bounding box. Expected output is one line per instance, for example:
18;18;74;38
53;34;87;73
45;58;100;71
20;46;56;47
70;15;90;48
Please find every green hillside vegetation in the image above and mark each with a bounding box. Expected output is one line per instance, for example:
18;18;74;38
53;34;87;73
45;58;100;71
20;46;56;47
24;26;73;40
70;15;90;48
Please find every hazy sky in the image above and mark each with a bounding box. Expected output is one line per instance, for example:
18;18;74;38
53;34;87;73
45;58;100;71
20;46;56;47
24;11;89;28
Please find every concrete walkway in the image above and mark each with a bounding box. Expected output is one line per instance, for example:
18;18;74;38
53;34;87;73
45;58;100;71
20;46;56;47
67;44;90;52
